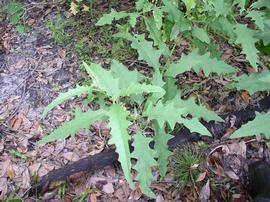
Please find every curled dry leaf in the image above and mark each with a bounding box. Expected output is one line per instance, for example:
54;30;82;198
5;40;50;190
196;172;207;182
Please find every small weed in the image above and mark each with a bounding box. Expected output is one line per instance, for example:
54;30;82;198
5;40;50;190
4;1;26;33
172;145;202;189
46;16;71;44
74;191;88;202
58;183;66;199
8;149;27;160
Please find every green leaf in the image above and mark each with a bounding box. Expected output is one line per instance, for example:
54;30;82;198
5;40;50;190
232;70;270;94
42;85;92;118
83;62;121;98
153;6;163;30
209;17;236;41
192;27;210;44
107;104;134;188
143;16;162;45
115;33;162;70
256;24;270;45
233;24;259;69
162;0;182;22
38;109;105;144
233;0;246;13
231;111;270;138
251;0;270;9
110;60;144;89
182;0;196;15
96;9;129;26
173;95;223;122
163;77;178;102
165;49;236;77
143;100;186;129
180;117;212;136
247;10;266;30
120;83;165;97
210;0;232;17
153;122;173;177
131;133;157;198
16;25;25;33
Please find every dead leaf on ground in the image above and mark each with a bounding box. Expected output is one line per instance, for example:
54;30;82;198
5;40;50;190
102;182;114;194
196;172;207;182
199;180;210;202
0;177;8;200
224;170;239;180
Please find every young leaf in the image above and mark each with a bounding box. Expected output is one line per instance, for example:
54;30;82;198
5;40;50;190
165;49;236;77
107;104;134;188
153;122;173;177
192;27;210;44
96;9;129;26
131;133;157;198
182;0;196;15
42;85;92;118
115;33;162;70
83;62;121;98
38;109;105;144
232;70;270;94
231;111;270;138
233;24;259;69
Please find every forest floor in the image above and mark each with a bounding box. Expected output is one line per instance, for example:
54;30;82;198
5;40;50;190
0;0;270;201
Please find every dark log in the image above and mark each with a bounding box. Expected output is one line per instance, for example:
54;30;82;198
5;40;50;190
29;95;270;196
248;161;270;201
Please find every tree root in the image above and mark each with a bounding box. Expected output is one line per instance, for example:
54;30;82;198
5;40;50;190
28;95;270;196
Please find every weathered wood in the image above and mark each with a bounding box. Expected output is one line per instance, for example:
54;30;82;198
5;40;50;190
29;95;270;196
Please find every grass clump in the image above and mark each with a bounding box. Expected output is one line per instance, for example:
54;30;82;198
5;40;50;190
172;145;202;189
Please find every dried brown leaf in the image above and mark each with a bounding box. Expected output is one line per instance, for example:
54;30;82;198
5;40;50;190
199;180;210;202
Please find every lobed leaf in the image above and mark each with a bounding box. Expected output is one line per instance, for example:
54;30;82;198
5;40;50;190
231;111;270;138
165;49;236;77
38;109;105;144
107;104;134;188
120;83;165;97
153;122;173;177
233;24;259;69
83;62;121;98
192;27;210;44
173;95;223;122
115;33;163;70
96;9;129;26
42;85;92;118
232;70;270;95
131;133;157;198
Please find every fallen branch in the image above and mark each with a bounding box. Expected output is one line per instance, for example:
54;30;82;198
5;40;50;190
29;95;270;196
